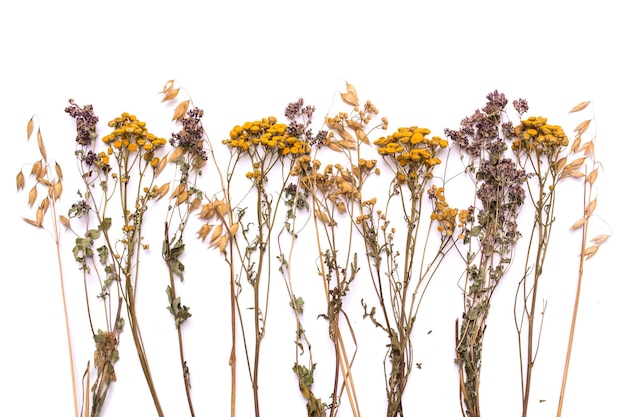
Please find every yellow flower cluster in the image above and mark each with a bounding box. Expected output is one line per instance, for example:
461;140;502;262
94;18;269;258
374;126;447;169
428;186;459;238
511;116;568;155
102;113;167;167
223;117;311;156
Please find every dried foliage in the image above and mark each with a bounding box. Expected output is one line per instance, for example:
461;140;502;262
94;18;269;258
15;83;608;417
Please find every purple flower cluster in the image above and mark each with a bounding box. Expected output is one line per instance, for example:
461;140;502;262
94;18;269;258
65;99;99;146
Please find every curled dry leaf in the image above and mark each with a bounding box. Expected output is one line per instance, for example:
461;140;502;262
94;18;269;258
172;100;190;121
590;234;610;245
28;186;37;207
37;128;47;162
574;119;591;135
27;117;34;140
16;171;25;191
569;101;591;113
582;245;599;260
161;88;180;103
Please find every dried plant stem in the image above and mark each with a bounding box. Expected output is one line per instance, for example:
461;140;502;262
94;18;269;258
555;204;587;417
53;204;80;417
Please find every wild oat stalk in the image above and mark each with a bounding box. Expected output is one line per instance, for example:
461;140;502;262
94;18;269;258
220;111;311;417
67;102;168;417
445;91;529;417
358;119;455;417
17;117;80;417
508;100;571;417
555;101;609;416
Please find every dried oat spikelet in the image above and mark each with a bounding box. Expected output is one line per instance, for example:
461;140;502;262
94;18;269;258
172;100;190;121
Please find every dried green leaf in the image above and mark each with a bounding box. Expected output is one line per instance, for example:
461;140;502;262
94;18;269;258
569;101;590;113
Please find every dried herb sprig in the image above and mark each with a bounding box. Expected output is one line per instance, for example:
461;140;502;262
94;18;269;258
359;121;455;417
221;110;311;417
509;102;570;416
156;82;212;417
68;101;168;417
446;91;529;417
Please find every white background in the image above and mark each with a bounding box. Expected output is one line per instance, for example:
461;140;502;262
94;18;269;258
1;1;624;416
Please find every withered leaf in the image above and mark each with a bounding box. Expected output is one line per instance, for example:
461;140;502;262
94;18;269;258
172;100;190;121
574;119;591;135
27;117;34;140
569;101;590;113
161;88;180;102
